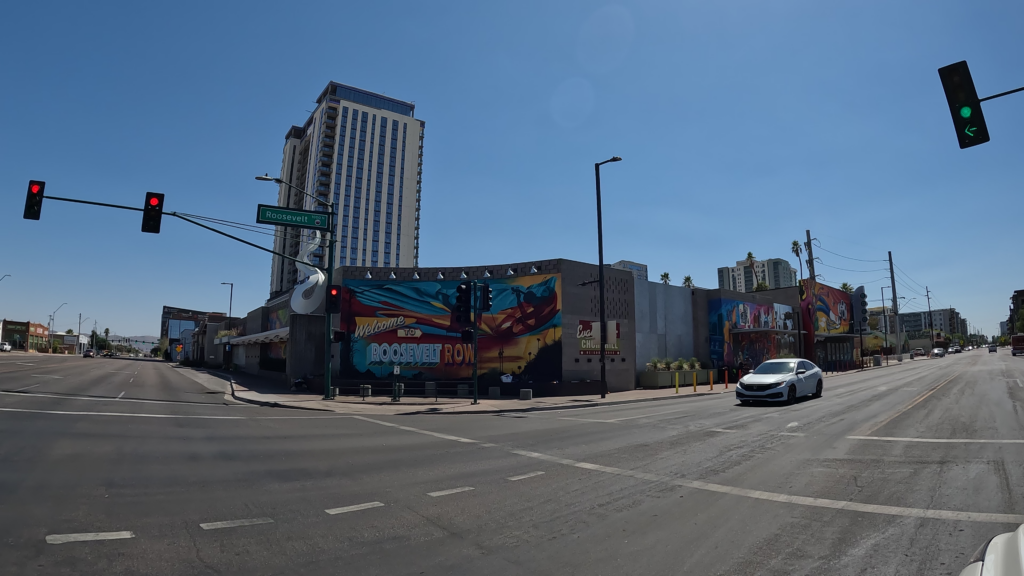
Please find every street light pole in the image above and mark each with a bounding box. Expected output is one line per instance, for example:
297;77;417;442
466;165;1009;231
220;283;234;320
257;174;335;400
594;156;622;399
50;302;66;353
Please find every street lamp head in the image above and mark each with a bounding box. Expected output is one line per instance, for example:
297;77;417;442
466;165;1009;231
609;156;622;162
255;174;276;182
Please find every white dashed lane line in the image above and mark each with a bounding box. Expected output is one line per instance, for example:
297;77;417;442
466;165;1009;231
848;436;1024;444
13;384;39;391
427;487;474;497
199;517;274;530
46;531;135;544
31;375;63;379
507;471;544;481
117;391;125;399
325;502;385;515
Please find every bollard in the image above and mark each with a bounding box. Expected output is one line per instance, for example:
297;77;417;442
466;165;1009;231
675;372;679;394
724;369;728;389
693;371;697;392
520;388;533;400
709;370;713;390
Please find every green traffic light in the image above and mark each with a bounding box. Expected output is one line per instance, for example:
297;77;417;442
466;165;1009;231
960;106;972;119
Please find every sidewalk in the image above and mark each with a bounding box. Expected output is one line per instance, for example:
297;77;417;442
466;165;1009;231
180;366;734;415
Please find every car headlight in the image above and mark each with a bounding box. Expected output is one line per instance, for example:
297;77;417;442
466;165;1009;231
775;379;791;388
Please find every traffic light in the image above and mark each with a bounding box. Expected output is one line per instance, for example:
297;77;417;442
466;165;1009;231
331;329;347;343
938;61;990;149
325;285;342;314
141;192;165;233
480;282;493;312
454;281;473;326
853;286;869;333
23;180;45;220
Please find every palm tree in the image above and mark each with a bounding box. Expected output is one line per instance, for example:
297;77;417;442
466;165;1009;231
791;240;803;283
682;275;693;288
660;272;670;285
839;282;854;293
745;252;758;289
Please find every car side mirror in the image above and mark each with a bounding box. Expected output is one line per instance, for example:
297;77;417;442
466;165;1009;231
796;369;807;375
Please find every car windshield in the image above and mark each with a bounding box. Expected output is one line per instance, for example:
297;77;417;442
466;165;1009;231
752;362;796;375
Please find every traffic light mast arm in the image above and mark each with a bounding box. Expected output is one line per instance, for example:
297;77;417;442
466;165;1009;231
980;85;1024;102
42;195;325;272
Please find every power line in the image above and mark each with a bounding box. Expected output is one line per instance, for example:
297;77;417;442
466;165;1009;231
812;242;888;263
817;262;890;274
894;264;929;292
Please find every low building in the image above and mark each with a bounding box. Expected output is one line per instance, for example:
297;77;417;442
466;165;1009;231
610;260;648;282
0;319;30;350
27;322;50;352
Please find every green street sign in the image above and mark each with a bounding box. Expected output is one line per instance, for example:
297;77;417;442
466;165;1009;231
256;204;330;231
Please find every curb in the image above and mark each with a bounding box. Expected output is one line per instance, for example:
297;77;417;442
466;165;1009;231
404;389;731;415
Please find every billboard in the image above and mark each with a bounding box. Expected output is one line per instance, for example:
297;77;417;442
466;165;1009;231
800;280;851;335
341;274;562;382
708;298;797;369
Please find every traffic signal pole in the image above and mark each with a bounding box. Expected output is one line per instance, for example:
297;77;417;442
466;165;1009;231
471;280;479;405
323;222;335;400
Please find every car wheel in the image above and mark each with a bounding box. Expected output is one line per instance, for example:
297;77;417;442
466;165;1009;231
787;385;797;405
813;380;823;398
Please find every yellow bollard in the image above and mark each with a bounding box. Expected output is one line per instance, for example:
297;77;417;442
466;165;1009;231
675;371;679;394
709;370;714;390
693;371;697;392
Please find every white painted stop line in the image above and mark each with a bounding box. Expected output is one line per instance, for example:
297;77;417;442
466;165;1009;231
325;501;384;515
199;517;274;530
427;487;474;497
46;531;135;544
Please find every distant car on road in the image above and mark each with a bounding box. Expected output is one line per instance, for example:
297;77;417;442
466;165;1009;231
913;347;925;358
0;342;11;352
951;346;962;354
736;359;823;405
83;349;95;358
990;344;998;353
101;351;114;357
932;348;947;358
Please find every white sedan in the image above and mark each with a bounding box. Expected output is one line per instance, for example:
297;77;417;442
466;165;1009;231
736;359;824;404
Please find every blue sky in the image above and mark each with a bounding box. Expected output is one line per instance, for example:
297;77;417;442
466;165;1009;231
2;0;1022;337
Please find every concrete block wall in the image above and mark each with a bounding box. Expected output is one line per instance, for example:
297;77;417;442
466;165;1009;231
634;279;696;376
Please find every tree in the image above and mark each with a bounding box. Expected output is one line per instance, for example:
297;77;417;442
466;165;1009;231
660;272;671;285
839;282;854;293
65;328;74;334
754;281;770;291
103;327;110;342
1016;310;1024;334
682;275;694;288
745;252;758;288
791;240;803;283
868;317;879;331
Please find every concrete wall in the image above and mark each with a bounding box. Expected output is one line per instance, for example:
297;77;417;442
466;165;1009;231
286;313;325;387
633;279;695;377
203;322;223;368
560;260;637;393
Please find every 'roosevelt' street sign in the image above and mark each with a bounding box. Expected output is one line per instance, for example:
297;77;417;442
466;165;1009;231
256;204;330;231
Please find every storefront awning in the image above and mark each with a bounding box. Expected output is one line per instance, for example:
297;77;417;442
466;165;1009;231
229;327;289;345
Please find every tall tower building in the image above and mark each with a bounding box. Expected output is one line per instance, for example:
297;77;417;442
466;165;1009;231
270;82;424;298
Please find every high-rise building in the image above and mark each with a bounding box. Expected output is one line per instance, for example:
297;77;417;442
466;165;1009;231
610;260;648;282
270;82;424;298
716;258;797;293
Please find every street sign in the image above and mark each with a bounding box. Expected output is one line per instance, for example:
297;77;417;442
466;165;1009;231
393;366;400;375
256;204;330;231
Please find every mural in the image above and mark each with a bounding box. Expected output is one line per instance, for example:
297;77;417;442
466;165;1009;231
341;274;562;381
800;280;851;335
708;298;796;368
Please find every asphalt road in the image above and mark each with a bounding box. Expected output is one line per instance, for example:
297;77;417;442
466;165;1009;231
1;350;1023;575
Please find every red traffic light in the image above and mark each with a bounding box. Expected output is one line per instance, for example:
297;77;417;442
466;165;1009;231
149;196;160;206
330;288;339;296
30;184;41;194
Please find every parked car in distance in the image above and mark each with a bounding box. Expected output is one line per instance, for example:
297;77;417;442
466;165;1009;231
101;350;114;357
83;349;95;358
990;344;998;353
951;346;962;354
0;342;11;352
913;347;925;358
1012;334;1024;357
736;359;823;405
932;347;947;358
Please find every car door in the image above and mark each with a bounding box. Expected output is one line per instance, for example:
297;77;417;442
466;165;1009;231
798;361;814;395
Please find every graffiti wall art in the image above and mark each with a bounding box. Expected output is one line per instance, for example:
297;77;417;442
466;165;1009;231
708;298;796;368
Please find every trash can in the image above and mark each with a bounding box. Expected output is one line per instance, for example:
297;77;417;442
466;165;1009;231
488;387;501;399
360;384;372;398
457;384;470;397
520;389;533;400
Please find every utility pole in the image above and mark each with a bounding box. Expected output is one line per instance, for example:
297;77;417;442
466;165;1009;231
804;230;816;283
471;280;479;405
78;313;82;354
926;286;934;347
888;252;899;353
881;287;890;354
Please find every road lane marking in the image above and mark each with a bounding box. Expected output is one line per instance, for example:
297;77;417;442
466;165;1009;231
46;531;135;544
507;471;545;481
200;517;273;530
108;371;133;374
559;417;616;423
325;502;385;515
786;422;800;428
13;384;39;391
129;378;134;383
117;392;125;400
708;428;735;433
0;407;350;419
427;487;474;497
606;406;698;422
31;375;63;378
848;436;1024;444
0;389;252;407
350;416;1024;525
350;416;479;443
777;432;806;436
859;368;965;436
17;362;35;366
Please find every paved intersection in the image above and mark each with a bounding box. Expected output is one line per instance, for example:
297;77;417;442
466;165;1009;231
1;351;1022;574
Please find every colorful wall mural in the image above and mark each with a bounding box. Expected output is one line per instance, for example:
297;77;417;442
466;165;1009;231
708;298;797;368
341;274;562;382
800;280;851;336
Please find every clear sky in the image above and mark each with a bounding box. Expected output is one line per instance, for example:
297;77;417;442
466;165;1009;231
2;0;1021;338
